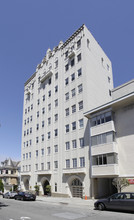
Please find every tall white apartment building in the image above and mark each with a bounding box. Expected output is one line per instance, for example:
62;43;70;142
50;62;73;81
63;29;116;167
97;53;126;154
21;24;113;198
85;79;134;199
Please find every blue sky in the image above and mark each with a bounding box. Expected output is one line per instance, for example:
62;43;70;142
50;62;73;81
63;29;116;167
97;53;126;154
0;0;134;162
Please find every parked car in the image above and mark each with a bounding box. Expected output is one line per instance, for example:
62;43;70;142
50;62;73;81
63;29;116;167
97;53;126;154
94;192;134;212
14;192;36;201
3;191;18;199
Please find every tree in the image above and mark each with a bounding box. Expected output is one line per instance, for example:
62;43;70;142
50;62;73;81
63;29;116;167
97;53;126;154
112;177;130;193
0;179;4;192
34;183;40;196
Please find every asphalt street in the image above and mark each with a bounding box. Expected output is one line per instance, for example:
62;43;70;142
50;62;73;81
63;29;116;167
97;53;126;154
0;197;134;220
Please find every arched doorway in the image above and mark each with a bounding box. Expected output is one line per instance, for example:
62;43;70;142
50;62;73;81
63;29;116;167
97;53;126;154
71;178;83;198
43;180;50;195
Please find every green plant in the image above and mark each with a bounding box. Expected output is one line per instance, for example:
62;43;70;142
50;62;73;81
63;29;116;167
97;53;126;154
45;185;51;193
34;184;40;195
0;180;4;192
112;177;130;193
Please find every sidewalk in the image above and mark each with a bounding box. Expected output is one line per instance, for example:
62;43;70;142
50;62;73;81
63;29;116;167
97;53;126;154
36;196;96;209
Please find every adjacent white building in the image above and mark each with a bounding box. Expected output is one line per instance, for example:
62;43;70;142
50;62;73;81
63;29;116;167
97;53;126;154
21;24;113;198
85;79;134;198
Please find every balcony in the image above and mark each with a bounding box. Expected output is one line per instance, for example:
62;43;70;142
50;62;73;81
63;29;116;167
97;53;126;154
68;49;75;59
91;121;115;136
0;174;18;178
92;164;119;177
21;171;31;176
36;170;52;175
63;167;86;175
91;142;118;156
40;69;53;83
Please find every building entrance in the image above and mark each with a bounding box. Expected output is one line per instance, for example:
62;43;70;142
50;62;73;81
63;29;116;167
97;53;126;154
71;178;83;198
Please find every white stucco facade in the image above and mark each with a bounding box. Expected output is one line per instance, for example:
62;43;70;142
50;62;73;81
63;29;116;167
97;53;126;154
21;24;113;198
85;79;134;198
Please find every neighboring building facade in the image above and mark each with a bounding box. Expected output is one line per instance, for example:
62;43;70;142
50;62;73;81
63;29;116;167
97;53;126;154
21;24;113;198
85;79;134;199
0;158;20;192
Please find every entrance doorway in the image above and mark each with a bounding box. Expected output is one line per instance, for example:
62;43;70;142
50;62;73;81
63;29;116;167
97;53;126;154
71;178;83;198
24;179;29;191
43;180;50;195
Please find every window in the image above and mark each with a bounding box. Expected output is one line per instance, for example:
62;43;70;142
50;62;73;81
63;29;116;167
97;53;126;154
36;124;39;130
54;129;58;137
77;39;81;48
28;107;30;112
66;159;70;168
29;139;32;146
65;108;69;116
79;138;84;148
79;101;83;110
72;158;77;168
37;111;39;118
55;114;58;122
65;77;69;86
48;78;51;85
23;154;25;160
36;137;39;144
87;39;90;48
37;99;40;105
42;120;44;128
30;127;32;134
26;141;28;147
66;141;70;150
47;162;50;170
80;157;85;167
109;90;111;96
72;139;77;149
42;134;44;142
48;103;51;111
54;145;58;153
27;118;29;123
54;161;58;169
36;150;38;157
42;107;45;114
55;72;58;80
78;84;83;93
55;99;58;107
24;131;26;136
91;131;115;146
47;147;51;155
55;60;58;68
91;112;112;127
92;153;118;165
29;152;31;159
27;129;29;135
65;50;68;58
71;88;76;97
72;121;76;130
65;63;69;71
55;85;58;93
31;104;33;110
48;132;51;139
55;183;57;192
65;92;69;101
71;58;75;67
78;68;82;77
43;95;45;101
48;117;51;125
35;164;38;171
71;73;75;81
25;109;27;114
30;115;32;122
41;148;44;156
79;119;84;128
77;53;81;62
65;124;69;133
72;104;76;113
24;120;26;125
41;163;44;170
48;90;51;97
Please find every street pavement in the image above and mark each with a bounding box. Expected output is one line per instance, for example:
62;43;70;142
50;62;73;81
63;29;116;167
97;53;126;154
36;195;96;209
